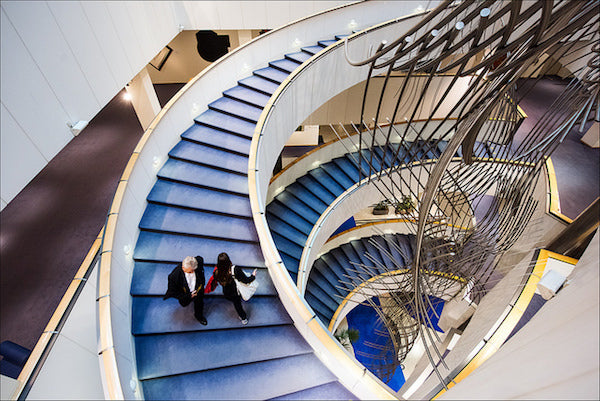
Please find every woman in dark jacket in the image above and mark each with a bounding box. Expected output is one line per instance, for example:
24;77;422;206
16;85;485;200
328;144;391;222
206;252;256;324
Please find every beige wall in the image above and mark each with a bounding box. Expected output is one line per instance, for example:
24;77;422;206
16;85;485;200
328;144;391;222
438;231;599;400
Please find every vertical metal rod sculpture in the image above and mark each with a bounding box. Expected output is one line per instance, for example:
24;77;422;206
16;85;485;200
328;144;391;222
334;0;599;390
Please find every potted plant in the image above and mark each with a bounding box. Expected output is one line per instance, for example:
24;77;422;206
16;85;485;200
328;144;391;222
394;195;415;214
372;200;390;215
334;328;360;351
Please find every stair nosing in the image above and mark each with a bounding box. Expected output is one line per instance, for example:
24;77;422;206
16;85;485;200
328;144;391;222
137;227;259;245
137;350;316;383
167;154;248;177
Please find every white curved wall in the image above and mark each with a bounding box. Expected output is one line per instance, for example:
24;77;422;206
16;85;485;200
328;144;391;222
0;0;357;210
101;2;434;398
437;230;599;401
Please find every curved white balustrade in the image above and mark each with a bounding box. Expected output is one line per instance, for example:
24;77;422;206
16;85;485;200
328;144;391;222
317;220;419;257
267;119;459;204
98;1;439;399
248;8;453;399
329;269;466;333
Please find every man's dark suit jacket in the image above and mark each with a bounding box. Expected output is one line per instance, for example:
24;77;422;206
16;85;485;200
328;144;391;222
163;255;205;306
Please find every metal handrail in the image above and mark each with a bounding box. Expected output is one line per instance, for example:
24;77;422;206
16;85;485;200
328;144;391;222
95;2;387;398
10;229;103;400
248;11;436;400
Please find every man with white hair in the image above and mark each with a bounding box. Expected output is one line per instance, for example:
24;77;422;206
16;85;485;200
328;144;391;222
163;255;207;325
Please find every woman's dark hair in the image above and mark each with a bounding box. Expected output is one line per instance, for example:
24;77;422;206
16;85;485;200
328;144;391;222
216;252;233;285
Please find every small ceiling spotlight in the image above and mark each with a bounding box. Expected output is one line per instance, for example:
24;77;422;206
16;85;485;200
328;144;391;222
293;38;302;48
480;8;491;17
348;19;358;30
123;92;132;101
152;156;161;168
455;21;465;30
123;245;132;255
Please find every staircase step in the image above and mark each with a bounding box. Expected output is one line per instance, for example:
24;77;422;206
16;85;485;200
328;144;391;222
396;233;414;262
238;75;279;96
370;235;398;269
271;232;304;260
132;295;290;335
336;244;371;281
321;161;357;189
312;259;347;298
305;292;335;321
360;238;386;276
253;67;289;84
280;253;300;281
274;192;321;223
297;175;338;204
195;109;256;138
208;97;263;123
308;268;346;306
147;180;252;218
134;231;264;267
301;45;325;55
139;204;258;243
269;58;301;73
266;213;308;247
265;201;313;235
349;239;374;269
222;86;270;109
131;262;274;296
334;34;349;41
320;254;350;287
305;282;338;313
332;156;361;182
384;233;407;267
158;159;247;195
140;352;338;400
360;149;385;172
285;182;328;214
181;124;251;156
269;380;357;401
285;51;312;64
169;140;248;175
373;146;393;169
136;325;311;380
307;167;346;196
318;39;337;47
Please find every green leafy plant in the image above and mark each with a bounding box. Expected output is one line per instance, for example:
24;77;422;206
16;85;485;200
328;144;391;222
373;200;390;215
394;195;415;214
335;328;360;344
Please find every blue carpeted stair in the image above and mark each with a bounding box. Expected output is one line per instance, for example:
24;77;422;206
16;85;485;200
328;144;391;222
306;234;416;326
265;139;497;286
131;36;359;400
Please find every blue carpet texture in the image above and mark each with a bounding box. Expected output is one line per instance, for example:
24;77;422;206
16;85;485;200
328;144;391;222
346;300;406;391
130;34;359;400
266;140;497;286
304;234;416;325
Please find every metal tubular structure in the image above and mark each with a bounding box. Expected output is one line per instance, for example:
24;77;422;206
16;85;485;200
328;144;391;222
332;0;599;390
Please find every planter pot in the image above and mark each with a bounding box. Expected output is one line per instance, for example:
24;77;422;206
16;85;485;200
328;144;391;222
373;207;389;215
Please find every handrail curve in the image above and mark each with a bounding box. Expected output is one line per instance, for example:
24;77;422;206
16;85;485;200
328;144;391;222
329;267;468;333
248;10;447;400
97;1;437;399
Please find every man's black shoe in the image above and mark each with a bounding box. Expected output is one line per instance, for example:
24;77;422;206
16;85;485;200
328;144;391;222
196;315;207;325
